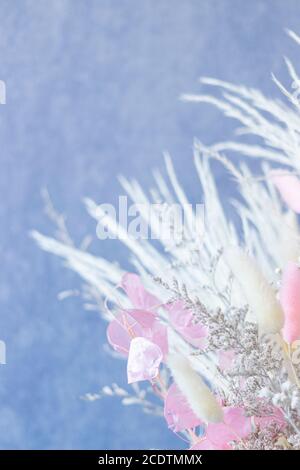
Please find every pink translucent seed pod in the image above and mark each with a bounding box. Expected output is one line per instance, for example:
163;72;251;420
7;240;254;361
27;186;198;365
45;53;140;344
280;262;300;344
272;171;300;213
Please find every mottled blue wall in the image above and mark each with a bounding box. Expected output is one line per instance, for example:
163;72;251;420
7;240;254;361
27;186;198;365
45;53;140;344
0;0;299;449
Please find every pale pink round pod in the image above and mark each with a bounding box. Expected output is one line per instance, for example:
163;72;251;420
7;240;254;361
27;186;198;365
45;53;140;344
271;171;300;213
280;262;300;344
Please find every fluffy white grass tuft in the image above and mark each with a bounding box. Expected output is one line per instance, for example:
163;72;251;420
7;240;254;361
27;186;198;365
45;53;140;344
224;247;284;334
168;353;223;424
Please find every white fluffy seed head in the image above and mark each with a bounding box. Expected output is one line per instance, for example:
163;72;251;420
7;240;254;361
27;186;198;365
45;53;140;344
168;353;223;424
224;246;284;335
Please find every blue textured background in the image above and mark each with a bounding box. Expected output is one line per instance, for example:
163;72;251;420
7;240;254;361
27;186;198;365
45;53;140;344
0;0;300;449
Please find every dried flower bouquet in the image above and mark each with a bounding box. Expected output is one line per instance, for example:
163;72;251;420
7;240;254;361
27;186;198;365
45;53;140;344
33;30;300;450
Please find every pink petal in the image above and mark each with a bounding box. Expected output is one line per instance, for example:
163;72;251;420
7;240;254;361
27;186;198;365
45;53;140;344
127;337;163;384
190;439;219;450
206;407;251;449
224;407;252;437
107;309;168;359
147;320;168;359
166;301;207;348
272;171;300;213
122;273;160;310
280;262;300;343
106;311;143;356
164;383;203;432
124;308;157;329
206;423;235;448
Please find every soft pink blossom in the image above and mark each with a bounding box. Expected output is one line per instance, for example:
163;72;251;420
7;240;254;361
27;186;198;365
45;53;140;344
107;273;168;362
149;319;168;359
164;383;203;432
280;262;300;344
272;171;300;213
121;273;160;311
107;273;168;383
166;300;207;348
107;310;144;356
107;310;168;358
127;337;163;383
190;407;252;450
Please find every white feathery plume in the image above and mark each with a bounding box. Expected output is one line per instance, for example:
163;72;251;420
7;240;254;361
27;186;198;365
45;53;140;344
168;353;223;424
223;246;284;334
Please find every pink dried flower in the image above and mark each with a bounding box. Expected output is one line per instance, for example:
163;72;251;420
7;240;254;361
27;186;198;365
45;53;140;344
164;383;202;432
190;407;252;450
272;170;300;213
107;274;168;383
166;300;207;348
107;309;168;357
280;262;300;344
127;337;163;383
121;273;160;311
